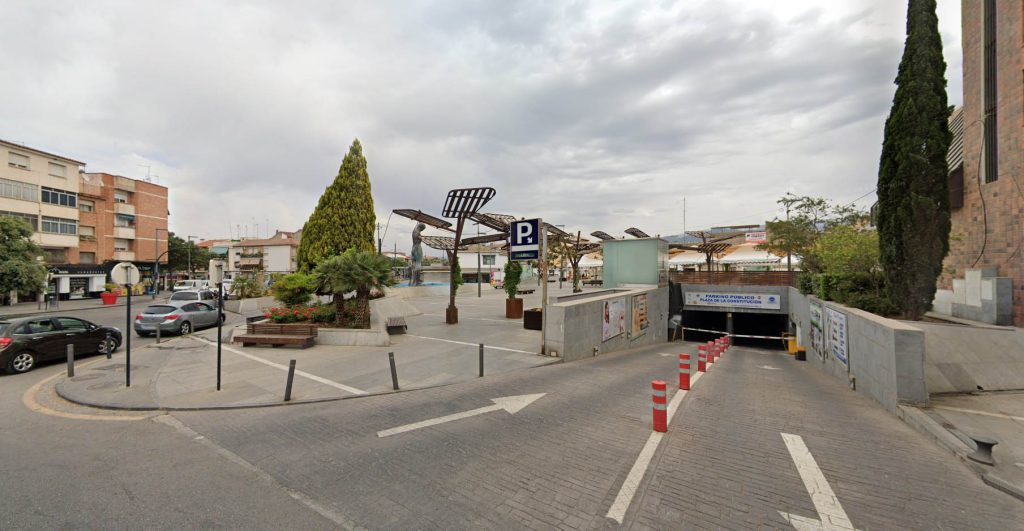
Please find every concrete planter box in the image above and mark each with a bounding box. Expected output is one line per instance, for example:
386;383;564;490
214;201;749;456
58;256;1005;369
316;326;390;347
224;296;276;316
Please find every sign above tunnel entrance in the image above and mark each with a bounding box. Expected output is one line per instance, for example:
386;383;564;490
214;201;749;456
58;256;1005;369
685;292;782;310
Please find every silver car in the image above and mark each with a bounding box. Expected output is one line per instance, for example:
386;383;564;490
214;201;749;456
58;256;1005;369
169;289;218;304
134;300;225;337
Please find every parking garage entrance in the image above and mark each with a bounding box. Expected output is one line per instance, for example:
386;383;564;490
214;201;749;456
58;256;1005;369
671;284;789;350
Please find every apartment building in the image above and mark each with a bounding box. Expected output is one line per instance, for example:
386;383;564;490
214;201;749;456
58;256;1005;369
935;1;1023;326
200;233;299;276
79;172;169;288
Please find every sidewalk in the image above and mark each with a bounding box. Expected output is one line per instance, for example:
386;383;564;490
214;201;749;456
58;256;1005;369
900;392;1024;501
0;294;170;318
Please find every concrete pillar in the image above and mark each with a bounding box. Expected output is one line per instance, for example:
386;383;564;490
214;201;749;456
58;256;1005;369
726;311;734;338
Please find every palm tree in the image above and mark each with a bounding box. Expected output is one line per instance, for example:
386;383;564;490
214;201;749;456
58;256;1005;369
314;249;396;327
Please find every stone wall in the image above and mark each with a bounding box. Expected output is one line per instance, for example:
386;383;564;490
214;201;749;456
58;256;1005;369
544;287;668;362
789;288;927;413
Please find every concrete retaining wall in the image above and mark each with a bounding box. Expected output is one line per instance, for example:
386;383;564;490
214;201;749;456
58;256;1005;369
223;296;276;316
914;321;1024;393
545;287;668;362
789;288;927;412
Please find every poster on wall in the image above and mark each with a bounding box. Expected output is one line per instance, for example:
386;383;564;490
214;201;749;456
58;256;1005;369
603;298;626;341
809;302;824;360
825;307;848;366
631;294;649;338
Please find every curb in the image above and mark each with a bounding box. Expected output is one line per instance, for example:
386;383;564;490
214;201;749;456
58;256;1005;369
897;405;1024;502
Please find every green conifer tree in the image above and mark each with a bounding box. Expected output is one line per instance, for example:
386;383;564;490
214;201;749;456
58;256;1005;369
297;139;377;271
876;0;951;319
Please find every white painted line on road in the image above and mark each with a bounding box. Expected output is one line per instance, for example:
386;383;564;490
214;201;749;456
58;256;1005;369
193;337;367;396
779;433;859;530
405;334;536;354
606;371;703;524
932;405;1024;422
421;313;519;324
377;393;545;438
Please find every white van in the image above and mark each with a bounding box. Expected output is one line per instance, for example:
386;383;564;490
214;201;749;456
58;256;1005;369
172;279;211;292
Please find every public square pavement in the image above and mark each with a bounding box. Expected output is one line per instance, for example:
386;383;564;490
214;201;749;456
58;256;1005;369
162;342;1024;529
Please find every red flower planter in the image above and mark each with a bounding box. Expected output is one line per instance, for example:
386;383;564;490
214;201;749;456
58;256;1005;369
100;292;119;305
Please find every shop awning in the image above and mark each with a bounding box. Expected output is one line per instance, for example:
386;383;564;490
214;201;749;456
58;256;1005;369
668;250;707;265
719;244;782;265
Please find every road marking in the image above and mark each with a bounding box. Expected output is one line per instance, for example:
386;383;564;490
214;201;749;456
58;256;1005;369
606;371;703;524
154;415;360;529
932;405;1024;422
377;393;545;438
405;334;536;354
22;363;150;422
779;433;860;530
759;365;781;370
192;337;367;395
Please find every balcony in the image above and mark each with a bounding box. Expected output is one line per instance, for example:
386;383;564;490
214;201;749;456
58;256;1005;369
113;226;136;239
113;250;135;261
114;202;135;215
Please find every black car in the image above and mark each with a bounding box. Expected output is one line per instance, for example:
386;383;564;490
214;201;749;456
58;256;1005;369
0;316;122;374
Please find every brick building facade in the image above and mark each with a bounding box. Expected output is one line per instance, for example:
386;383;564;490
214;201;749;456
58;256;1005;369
938;1;1024;326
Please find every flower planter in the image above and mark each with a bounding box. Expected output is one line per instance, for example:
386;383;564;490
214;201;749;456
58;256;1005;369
100;292;119;305
505;298;524;319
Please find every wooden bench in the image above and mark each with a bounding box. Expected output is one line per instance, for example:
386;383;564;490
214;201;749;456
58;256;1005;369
386;316;407;335
234;323;318;348
517;288;536;295
583;279;603;286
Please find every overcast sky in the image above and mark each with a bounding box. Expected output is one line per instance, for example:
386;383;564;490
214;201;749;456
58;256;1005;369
1;0;963;255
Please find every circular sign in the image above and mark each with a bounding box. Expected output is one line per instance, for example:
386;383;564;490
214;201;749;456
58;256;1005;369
110;262;141;286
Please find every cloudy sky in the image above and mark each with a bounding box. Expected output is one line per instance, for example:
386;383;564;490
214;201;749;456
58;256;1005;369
1;0;962;255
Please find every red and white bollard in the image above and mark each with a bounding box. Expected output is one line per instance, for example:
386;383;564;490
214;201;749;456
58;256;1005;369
706;341;715;365
697;345;707;372
679;353;690;390
652;380;667;432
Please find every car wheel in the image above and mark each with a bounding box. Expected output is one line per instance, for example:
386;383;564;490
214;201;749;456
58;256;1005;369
8;351;36;374
179;321;192;335
100;338;119;354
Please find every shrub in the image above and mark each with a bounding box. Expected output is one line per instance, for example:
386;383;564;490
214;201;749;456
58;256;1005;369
504;260;523;299
271;273;317;306
797;273;814;295
232;275;265;299
804;271;896;316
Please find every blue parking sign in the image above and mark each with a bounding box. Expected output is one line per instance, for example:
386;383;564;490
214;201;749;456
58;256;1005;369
510;219;540;261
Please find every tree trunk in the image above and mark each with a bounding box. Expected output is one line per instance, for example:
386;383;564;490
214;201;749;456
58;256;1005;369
334;295;344;326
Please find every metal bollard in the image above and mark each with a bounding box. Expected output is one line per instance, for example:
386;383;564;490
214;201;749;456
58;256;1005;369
652;380;667;432
156;322;161;344
479;343;484;377
388;352;399;390
104;331;112;359
66;344;75;377
284;359;297;401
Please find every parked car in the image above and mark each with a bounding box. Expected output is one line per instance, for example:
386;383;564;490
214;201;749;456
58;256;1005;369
172;279;211;292
0;316;122;374
135;300;226;337
169;289;218;304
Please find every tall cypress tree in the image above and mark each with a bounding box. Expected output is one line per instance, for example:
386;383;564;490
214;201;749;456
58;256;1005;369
876;0;951;320
297;139;377;271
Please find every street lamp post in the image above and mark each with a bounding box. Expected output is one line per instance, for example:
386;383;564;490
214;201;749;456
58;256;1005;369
187;235;198;277
555;224;566;289
154;228;168;299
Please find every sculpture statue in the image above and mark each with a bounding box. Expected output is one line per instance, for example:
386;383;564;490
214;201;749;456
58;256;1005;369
410;223;426;286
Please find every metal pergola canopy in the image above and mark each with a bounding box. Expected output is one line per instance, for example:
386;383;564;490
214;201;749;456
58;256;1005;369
544;223;570;238
590;231;615;241
461;232;508;246
393;209;453;231
441;187;496;218
625;227;650;238
470;212;516;232
420;236;465;251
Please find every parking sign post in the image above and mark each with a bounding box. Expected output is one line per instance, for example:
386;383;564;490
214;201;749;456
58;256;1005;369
511;219;546;355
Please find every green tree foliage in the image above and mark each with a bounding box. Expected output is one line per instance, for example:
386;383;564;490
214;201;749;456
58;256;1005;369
166;232;211;273
876;0;951;320
231;274;266;299
760;194;865;273
313;249;395;328
270;272;317;306
452;261;464;291
813;226;880;275
503;260;523;299
297;139;377;271
0;216;46;301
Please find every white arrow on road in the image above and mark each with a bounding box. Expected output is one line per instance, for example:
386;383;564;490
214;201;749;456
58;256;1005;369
779;433;861;531
377;394;545;438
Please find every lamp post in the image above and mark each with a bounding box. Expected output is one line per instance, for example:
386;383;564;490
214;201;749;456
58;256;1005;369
555;224;566;290
187;235;198;277
154;228;167;299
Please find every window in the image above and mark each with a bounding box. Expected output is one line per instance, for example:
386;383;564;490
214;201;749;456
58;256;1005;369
984;0;998;182
7;151;29;170
0;177;38;202
48;162;67;178
16;319;55;334
41;216;77;235
79;252;96;264
79;225;95;236
197;303;215;311
482;255;496;265
57;318;89;331
114;239;130;251
43;248;66;263
114;191;129;204
79;200;94;212
114;214;135;227
41;186;77;208
0;211;38;231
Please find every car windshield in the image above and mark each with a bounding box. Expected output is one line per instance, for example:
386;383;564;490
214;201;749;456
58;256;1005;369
170;292;199;301
173;282;192;288
143;305;177;315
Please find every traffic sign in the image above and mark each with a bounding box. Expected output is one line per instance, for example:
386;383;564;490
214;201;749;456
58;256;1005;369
111;262;140;286
510;218;540;261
